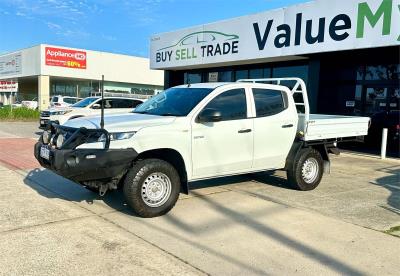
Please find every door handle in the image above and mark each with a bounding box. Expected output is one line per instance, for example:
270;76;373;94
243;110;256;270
282;124;294;128
238;129;252;133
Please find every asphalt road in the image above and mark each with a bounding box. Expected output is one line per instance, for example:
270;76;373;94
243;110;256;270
0;122;399;275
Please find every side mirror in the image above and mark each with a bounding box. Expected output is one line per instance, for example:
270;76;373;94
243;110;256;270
92;103;101;109
197;108;222;123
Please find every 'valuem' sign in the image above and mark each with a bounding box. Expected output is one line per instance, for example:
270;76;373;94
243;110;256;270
150;0;400;69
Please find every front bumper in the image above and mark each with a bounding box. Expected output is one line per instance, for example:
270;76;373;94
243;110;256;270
34;142;138;182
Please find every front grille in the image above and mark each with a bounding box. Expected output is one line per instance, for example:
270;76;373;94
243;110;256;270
46;124;110;150
41;111;50;117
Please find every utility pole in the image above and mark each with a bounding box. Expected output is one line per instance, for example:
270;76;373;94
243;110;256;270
100;75;104;129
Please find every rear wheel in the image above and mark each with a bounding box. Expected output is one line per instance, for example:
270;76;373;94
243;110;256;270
287;148;323;191
123;159;180;218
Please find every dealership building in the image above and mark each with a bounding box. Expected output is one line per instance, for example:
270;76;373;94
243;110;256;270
0;44;164;110
150;0;399;118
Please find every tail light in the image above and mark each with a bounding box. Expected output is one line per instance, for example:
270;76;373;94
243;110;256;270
396;124;400;130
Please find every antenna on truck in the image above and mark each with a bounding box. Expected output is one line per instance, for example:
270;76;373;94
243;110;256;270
100;75;105;129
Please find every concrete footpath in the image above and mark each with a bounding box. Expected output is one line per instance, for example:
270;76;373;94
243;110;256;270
0;122;399;275
0;164;398;275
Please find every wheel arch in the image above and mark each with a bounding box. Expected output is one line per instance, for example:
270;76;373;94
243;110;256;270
285;140;331;174
284;140;305;171
134;148;189;194
310;144;331;174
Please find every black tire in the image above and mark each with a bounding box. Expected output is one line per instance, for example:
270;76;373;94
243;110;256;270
287;148;323;191
123;159;180;218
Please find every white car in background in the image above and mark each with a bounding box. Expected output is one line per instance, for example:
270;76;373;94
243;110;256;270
50;95;82;108
39;96;144;128
22;98;39;110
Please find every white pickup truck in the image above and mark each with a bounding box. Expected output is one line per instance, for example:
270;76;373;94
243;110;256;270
34;78;370;217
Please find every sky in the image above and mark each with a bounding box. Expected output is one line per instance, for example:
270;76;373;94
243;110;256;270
0;0;309;57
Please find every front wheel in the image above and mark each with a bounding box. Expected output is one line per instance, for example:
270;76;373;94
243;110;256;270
123;159;180;218
287;148;323;191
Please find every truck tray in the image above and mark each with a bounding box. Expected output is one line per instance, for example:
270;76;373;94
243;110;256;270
299;114;370;141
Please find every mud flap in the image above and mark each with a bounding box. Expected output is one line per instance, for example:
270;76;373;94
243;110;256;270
323;160;331;174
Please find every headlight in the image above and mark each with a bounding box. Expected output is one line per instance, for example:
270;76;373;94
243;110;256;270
51;110;72;116
56;134;65;148
42;131;51;144
98;131;137;142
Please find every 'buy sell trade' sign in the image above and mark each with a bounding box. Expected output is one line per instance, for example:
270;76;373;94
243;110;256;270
45;47;87;69
150;0;400;69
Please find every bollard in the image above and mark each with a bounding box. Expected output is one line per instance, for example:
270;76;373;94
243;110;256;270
381;128;388;159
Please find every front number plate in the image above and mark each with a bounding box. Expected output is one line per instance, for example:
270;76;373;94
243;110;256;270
40;146;50;160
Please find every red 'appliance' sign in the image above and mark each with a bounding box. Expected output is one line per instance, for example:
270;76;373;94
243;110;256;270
45;47;87;69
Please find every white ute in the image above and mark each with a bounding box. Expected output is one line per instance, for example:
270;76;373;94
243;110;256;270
39;96;144;128
35;78;370;217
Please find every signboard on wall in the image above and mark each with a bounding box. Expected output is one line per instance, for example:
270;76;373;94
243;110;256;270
0;80;18;92
0;53;22;76
45;47;87;69
208;72;219;82
150;0;400;69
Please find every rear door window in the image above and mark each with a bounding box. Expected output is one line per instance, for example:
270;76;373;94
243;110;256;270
252;89;287;117
111;99;141;108
97;99;114;109
129;100;143;108
63;98;75;104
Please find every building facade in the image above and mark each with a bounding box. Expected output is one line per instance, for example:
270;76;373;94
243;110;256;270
150;0;399;118
0;44;164;110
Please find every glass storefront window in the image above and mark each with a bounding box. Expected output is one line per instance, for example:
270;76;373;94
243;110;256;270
263;68;272;78
184;73;202;84
50;79;162;99
65;85;75;95
249;69;263;79
389;87;400;110
365;64;400;80
219;71;233;82
356;66;365;80
273;65;309;84
354;85;363;115
55;84;65;94
365;87;388;115
366;65;387;80
235;70;248;81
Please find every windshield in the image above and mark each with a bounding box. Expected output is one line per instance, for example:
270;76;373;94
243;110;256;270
133;87;214;116
72;97;99;108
